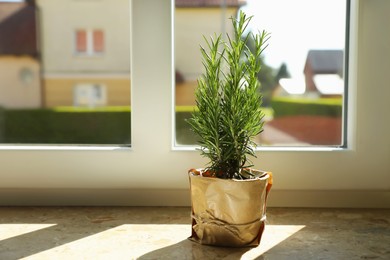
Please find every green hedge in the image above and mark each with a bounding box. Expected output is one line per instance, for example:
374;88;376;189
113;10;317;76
0;107;197;145
175;111;198;145
271;97;342;118
174;106;273;146
1;108;131;144
0;106;275;145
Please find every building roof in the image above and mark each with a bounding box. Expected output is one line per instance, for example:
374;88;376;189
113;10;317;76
304;50;343;75
278;78;306;95
0;2;38;56
314;74;344;95
176;0;246;7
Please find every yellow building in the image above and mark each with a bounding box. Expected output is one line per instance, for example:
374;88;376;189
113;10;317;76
34;0;244;108
36;0;131;107
0;1;41;108
175;0;245;106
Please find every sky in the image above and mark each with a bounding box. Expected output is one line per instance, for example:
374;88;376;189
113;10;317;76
241;0;346;78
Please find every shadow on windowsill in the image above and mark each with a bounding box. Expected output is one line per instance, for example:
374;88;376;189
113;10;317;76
137;238;261;260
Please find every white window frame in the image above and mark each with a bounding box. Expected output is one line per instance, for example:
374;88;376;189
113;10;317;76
0;0;389;208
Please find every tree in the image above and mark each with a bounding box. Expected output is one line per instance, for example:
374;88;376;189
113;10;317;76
275;62;291;81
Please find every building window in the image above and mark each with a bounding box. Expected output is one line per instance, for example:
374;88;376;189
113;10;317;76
74;84;107;107
75;29;105;55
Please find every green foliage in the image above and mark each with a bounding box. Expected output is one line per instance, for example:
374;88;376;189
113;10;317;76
244;35;277;107
54;106;130;112
271;97;342;118
1;108;131;144
176;111;198;145
187;11;270;179
176;109;274;146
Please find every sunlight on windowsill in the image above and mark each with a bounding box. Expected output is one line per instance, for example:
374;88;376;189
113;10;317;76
1;224;305;259
0;224;57;242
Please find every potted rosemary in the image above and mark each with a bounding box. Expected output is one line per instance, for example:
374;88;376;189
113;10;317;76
187;11;273;247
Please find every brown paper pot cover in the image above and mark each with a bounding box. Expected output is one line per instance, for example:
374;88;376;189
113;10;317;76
189;169;272;247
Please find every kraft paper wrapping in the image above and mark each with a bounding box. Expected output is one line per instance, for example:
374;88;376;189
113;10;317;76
188;169;272;247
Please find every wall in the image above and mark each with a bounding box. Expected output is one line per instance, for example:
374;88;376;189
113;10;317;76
0;0;388;208
44;76;130;107
36;0;130;73
36;0;131;107
0;56;41;108
175;8;237;81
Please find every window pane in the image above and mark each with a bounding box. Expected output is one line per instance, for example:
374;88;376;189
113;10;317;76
0;0;131;145
175;0;347;147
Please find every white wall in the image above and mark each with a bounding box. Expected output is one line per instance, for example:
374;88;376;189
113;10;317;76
175;8;237;81
0;0;388;208
36;0;130;73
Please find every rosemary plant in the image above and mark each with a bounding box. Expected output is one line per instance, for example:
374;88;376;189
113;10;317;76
187;11;270;179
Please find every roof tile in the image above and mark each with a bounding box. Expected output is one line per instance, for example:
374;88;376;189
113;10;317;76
0;2;38;56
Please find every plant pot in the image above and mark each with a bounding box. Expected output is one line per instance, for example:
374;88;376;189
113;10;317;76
188;169;272;247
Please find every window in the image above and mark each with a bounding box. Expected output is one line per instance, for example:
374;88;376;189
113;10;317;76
0;0;389;208
0;0;130;145
75;29;105;55
175;0;347;147
74;84;107;107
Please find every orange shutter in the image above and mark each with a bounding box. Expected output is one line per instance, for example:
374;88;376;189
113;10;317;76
93;30;104;53
76;30;87;52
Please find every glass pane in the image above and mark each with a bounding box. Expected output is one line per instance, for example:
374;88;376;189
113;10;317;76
175;0;347;147
0;0;131;145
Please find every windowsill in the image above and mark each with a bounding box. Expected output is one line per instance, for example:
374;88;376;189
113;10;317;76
0;144;347;152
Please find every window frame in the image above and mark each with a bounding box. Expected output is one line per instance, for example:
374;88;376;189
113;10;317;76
0;0;388;208
174;0;350;149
